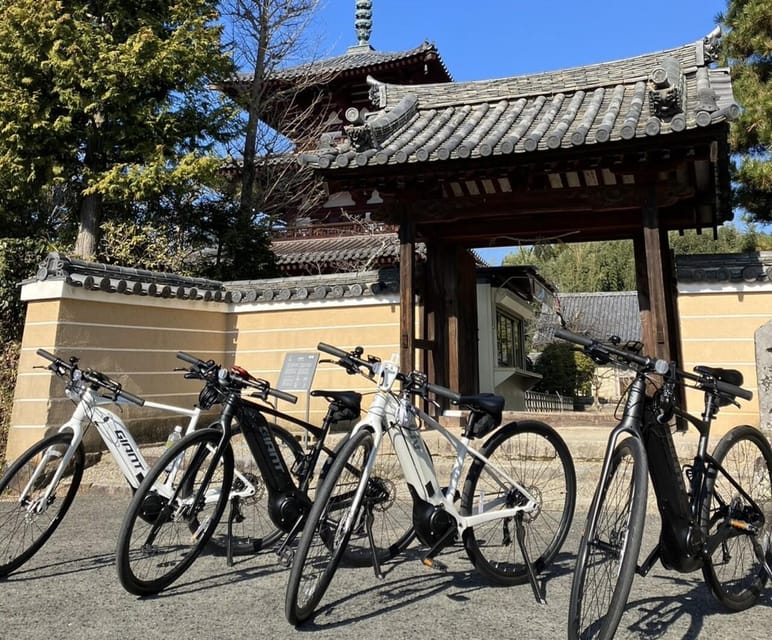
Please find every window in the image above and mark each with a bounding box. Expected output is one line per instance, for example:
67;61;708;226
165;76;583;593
496;309;524;368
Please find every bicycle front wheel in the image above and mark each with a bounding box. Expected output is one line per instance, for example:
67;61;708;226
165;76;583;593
568;436;647;640
207;423;303;556
115;428;233;595
0;432;84;577
285;428;373;625
703;425;772;611
334;434;414;566
461;420;576;585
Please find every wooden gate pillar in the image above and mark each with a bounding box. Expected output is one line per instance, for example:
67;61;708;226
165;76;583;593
398;216;415;372
634;190;673;362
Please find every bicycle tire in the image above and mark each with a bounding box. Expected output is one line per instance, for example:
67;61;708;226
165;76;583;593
115;428;233;596
205;422;303;556
331;433;414;566
461;420;576;585
703;424;772;611
568;436;648;640
0;432;85;577
285;428;373;625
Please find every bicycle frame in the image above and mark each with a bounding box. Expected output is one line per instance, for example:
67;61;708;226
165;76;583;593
23;383;203;514
344;360;540;540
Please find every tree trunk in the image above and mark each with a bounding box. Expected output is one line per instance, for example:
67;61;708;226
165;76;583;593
73;192;101;260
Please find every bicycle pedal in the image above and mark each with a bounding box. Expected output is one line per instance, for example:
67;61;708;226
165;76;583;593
421;557;447;572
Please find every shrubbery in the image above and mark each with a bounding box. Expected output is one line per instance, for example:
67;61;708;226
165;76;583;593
534;342;594;397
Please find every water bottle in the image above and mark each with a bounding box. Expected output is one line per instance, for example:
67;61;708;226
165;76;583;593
164;425;183;472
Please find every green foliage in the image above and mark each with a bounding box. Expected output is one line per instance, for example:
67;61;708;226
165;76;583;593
533;342;594;396
0;0;238;253
719;0;772;222
0;238;51;344
0;341;21;463
504;226;772;292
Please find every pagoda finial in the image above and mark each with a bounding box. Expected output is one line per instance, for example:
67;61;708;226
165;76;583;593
355;0;372;47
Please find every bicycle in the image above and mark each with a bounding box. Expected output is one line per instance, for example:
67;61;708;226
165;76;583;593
115;351;414;596
285;343;577;625
0;349;207;577
556;328;772;640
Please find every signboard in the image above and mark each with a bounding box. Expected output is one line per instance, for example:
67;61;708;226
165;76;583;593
276;352;319;391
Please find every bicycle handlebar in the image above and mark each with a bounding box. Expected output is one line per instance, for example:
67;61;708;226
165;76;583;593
37;348;145;406
176;352;298;404
426;382;462;404
554;329;752;402
317;342;378;376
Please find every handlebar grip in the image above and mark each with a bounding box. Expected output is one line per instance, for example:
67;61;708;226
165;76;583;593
36;348;58;363
715;379;753;402
427;383;462;403
119;389;146;406
317;343;351;360
270;388;298;404
554;328;593;347
176;351;204;366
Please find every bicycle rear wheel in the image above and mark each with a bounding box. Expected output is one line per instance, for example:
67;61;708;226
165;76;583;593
206;423;303;556
285;428;373;625
568;436;648;640
115;428;233;595
703;424;772;611
461;420;576;585
0;432;84;577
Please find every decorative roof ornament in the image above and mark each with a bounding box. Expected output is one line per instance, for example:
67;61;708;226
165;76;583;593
703;26;721;64
355;0;373;47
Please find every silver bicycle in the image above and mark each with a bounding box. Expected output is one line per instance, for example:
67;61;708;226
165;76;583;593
285;343;577;625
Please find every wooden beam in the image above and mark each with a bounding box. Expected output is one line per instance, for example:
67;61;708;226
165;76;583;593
399;215;415;372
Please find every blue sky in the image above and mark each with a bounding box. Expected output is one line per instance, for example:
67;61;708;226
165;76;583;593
310;0;732;264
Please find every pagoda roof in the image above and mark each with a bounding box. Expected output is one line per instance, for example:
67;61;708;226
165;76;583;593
298;29;738;170
229;41;451;90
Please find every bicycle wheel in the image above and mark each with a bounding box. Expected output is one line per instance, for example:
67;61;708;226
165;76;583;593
334;434;414;566
285;428;373;625
568;436;648;640
703;424;772;611
115;428;233;595
207;423;303;556
0;432;84;577
460;420;576;585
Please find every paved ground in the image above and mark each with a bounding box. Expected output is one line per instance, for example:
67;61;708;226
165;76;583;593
2;493;771;640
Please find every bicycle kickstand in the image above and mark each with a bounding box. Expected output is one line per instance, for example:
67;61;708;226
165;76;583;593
515;515;546;605
365;507;384;579
226;497;240;567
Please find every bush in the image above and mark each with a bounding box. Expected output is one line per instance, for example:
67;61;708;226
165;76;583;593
0;237;50;344
534;342;594;396
0;341;20;463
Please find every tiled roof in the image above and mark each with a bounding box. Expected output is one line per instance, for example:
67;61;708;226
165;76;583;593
676;252;772;284
232;41;451;86
31;252;401;304
272;232;426;274
298;30;738;170
534;291;642;348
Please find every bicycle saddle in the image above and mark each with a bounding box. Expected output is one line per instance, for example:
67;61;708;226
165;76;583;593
694;366;743;387
310;390;362;412
456;393;505;417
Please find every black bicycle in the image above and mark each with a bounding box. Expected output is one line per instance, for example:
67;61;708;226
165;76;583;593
557;329;772;640
115;352;413;596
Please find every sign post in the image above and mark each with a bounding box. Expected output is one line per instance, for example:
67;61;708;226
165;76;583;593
276;353;319;446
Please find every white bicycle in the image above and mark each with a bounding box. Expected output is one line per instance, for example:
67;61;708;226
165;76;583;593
0;349;272;577
285;343;577;625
